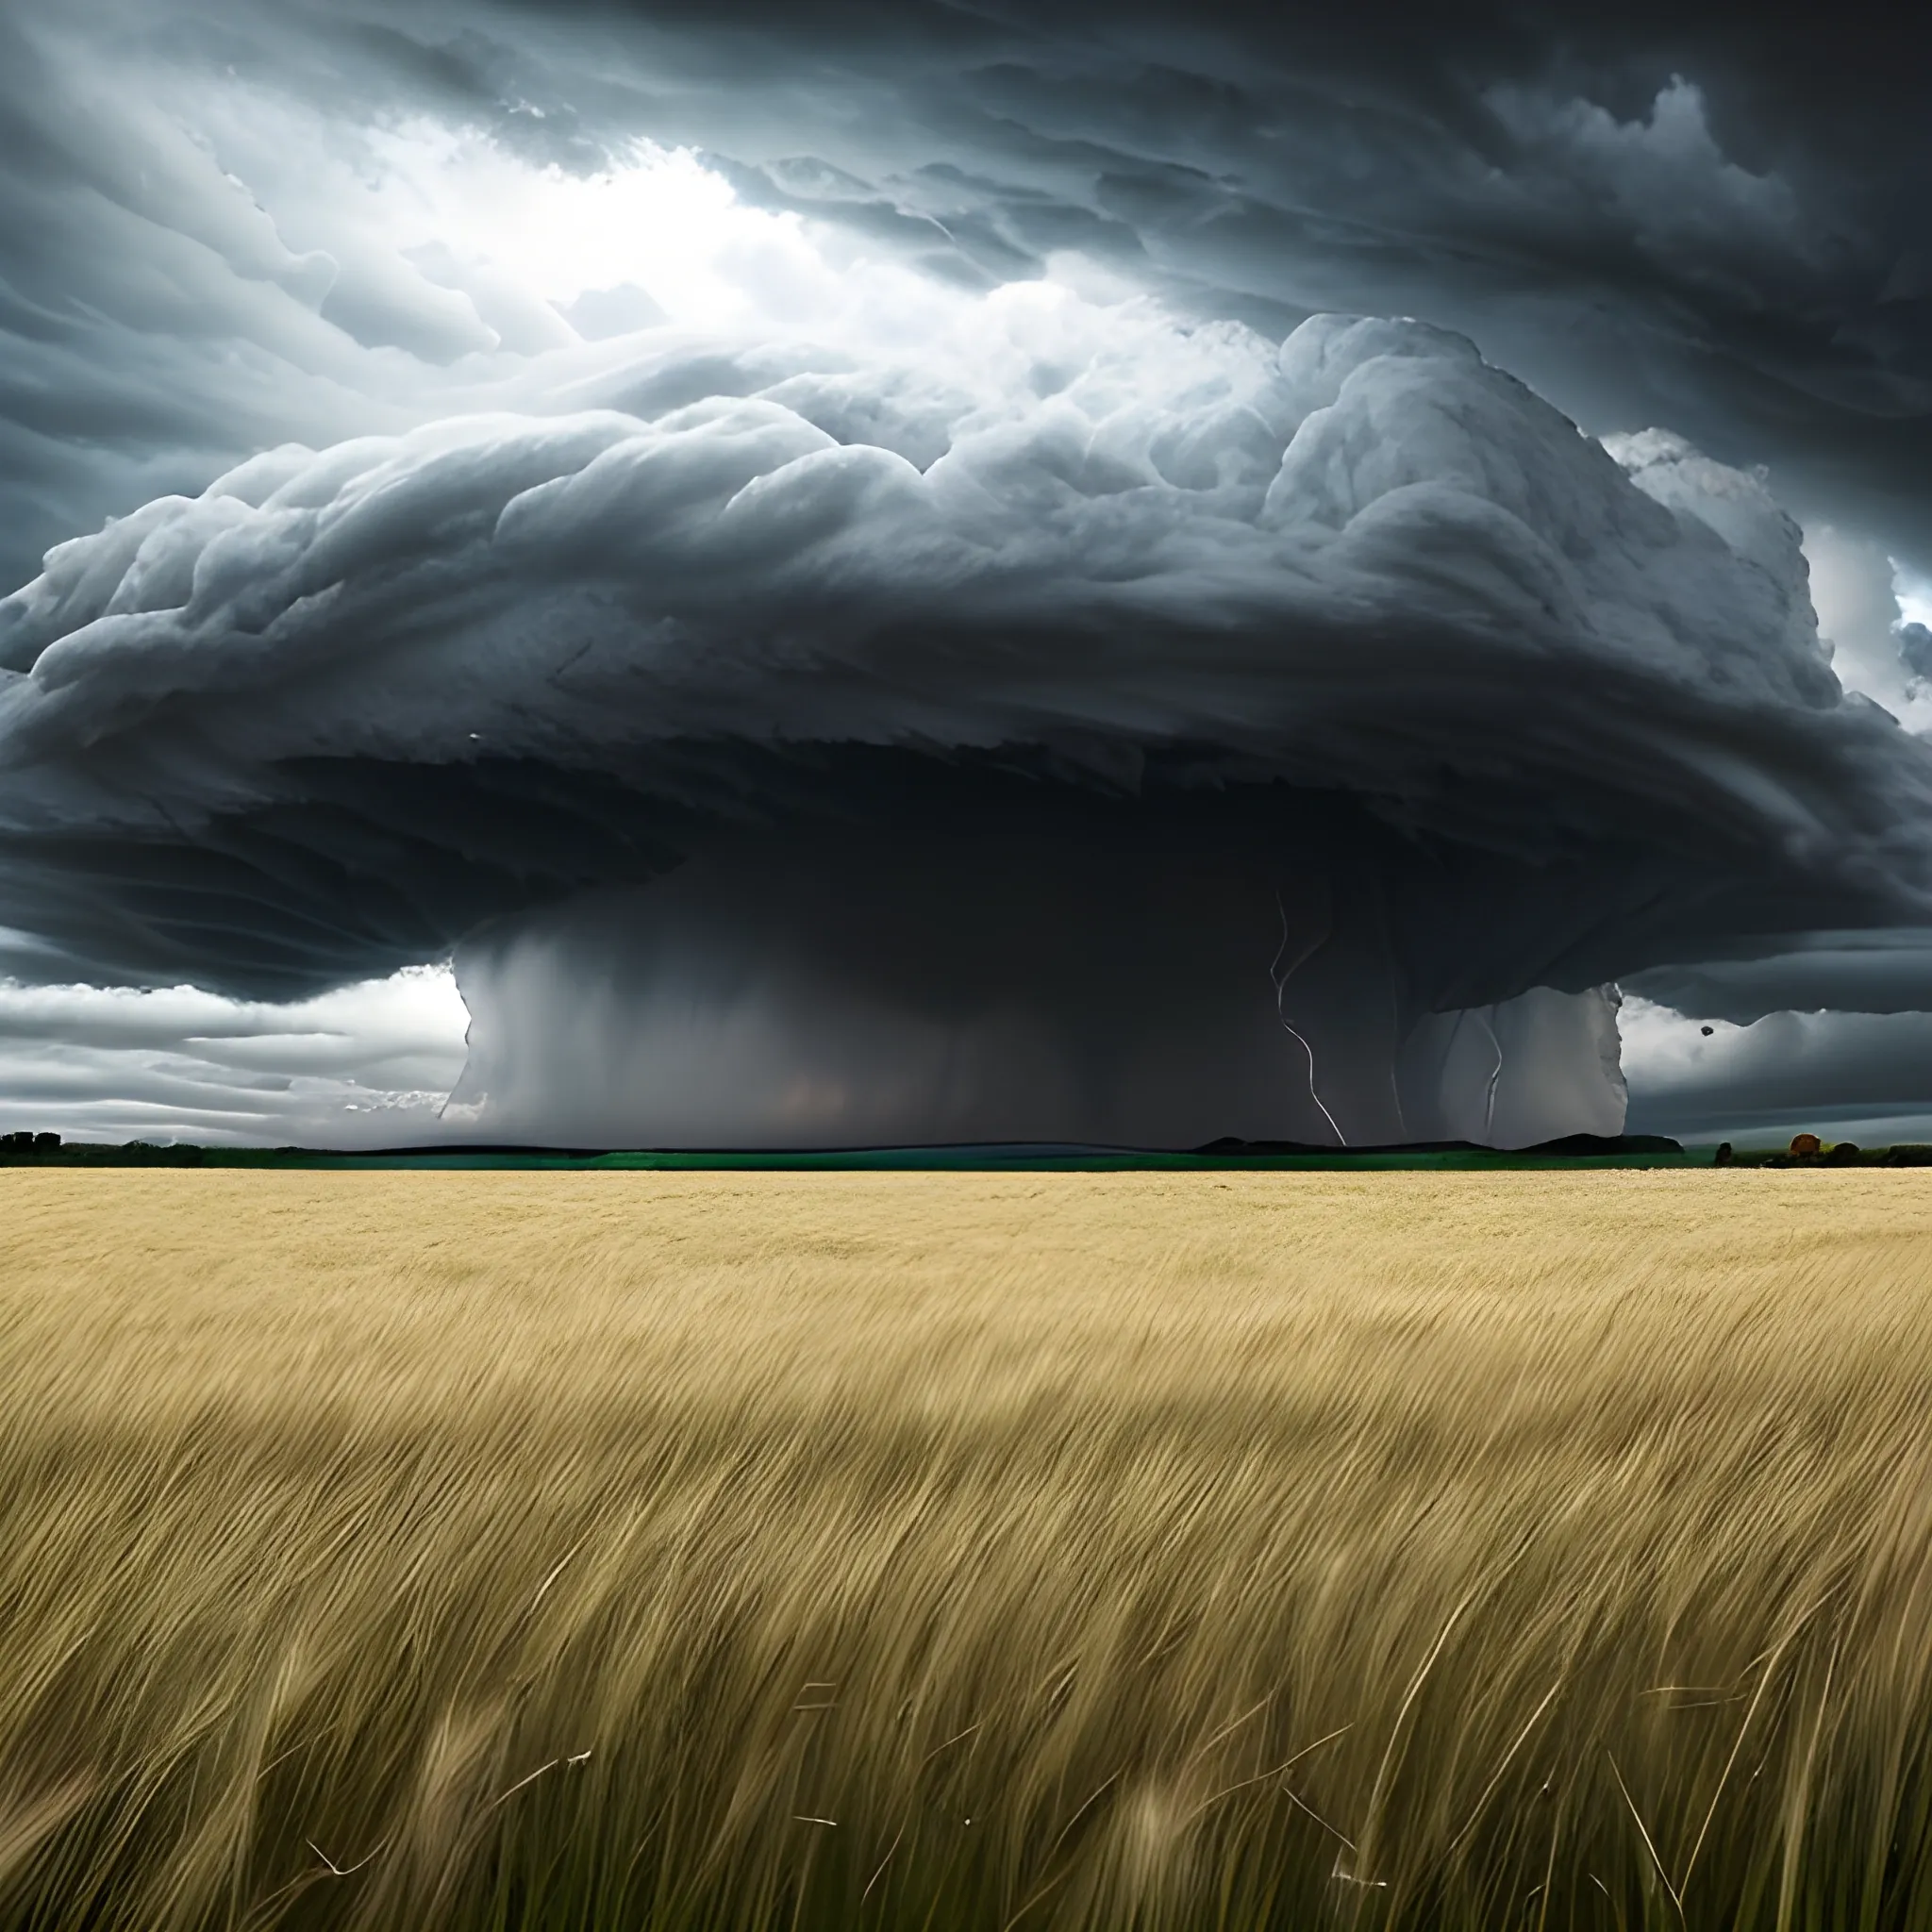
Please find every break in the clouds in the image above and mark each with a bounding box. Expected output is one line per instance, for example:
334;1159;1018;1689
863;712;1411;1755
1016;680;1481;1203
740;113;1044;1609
0;966;466;1146
1623;996;1932;1148
0;0;1927;1145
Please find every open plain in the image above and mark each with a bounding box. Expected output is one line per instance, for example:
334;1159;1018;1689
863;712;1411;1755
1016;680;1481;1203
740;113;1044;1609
2;1169;1930;1931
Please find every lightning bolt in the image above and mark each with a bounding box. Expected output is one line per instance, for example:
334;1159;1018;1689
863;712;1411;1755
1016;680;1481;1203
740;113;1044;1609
1474;1006;1504;1145
1272;890;1347;1147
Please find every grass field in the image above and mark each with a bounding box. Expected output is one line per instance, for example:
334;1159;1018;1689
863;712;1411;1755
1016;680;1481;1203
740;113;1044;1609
2;1170;1930;1931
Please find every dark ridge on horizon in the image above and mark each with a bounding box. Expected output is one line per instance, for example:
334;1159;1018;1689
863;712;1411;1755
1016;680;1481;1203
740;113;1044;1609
0;1133;1688;1158
0;1132;1693;1166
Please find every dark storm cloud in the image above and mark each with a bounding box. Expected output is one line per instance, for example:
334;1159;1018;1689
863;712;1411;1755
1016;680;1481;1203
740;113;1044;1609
1;0;1928;1143
1;0;1927;596
460;0;1932;549
2;310;1929;1015
1628;931;1932;1024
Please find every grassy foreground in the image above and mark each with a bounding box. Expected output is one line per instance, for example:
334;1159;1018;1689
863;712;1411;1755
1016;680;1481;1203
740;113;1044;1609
1;1172;1929;1931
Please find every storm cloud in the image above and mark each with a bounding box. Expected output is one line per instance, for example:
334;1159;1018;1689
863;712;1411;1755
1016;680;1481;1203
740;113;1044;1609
5;304;1930;1141
1;0;1928;1143
4;304;1925;984
4;0;1926;593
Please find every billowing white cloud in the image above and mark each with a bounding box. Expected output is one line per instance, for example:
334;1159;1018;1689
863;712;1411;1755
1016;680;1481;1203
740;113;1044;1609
4;0;1926;610
0;4;992;597
1899;569;1932;630
1800;524;1932;726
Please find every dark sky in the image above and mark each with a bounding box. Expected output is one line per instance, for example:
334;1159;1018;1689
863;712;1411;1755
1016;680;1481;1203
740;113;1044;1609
0;0;1926;1144
5;0;1925;584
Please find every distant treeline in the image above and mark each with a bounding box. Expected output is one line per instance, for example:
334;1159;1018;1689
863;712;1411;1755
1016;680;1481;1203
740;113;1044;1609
0;1134;345;1167
1717;1137;1932;1167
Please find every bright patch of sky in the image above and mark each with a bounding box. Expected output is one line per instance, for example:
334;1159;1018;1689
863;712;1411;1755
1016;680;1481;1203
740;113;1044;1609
361;125;823;329
1898;566;1932;630
0;965;470;1147
231;101;985;359
1803;525;1932;729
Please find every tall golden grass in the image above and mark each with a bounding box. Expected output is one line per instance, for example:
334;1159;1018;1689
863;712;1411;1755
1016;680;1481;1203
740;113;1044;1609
1;1168;1930;1930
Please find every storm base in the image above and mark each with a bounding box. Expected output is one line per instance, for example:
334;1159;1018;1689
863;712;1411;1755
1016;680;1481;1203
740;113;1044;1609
448;832;1626;1150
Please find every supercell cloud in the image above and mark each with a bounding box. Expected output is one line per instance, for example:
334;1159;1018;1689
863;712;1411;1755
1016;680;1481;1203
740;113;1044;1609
1;0;1929;1145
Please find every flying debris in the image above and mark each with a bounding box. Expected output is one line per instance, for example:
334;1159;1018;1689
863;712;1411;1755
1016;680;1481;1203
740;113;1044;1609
4;309;1930;1147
